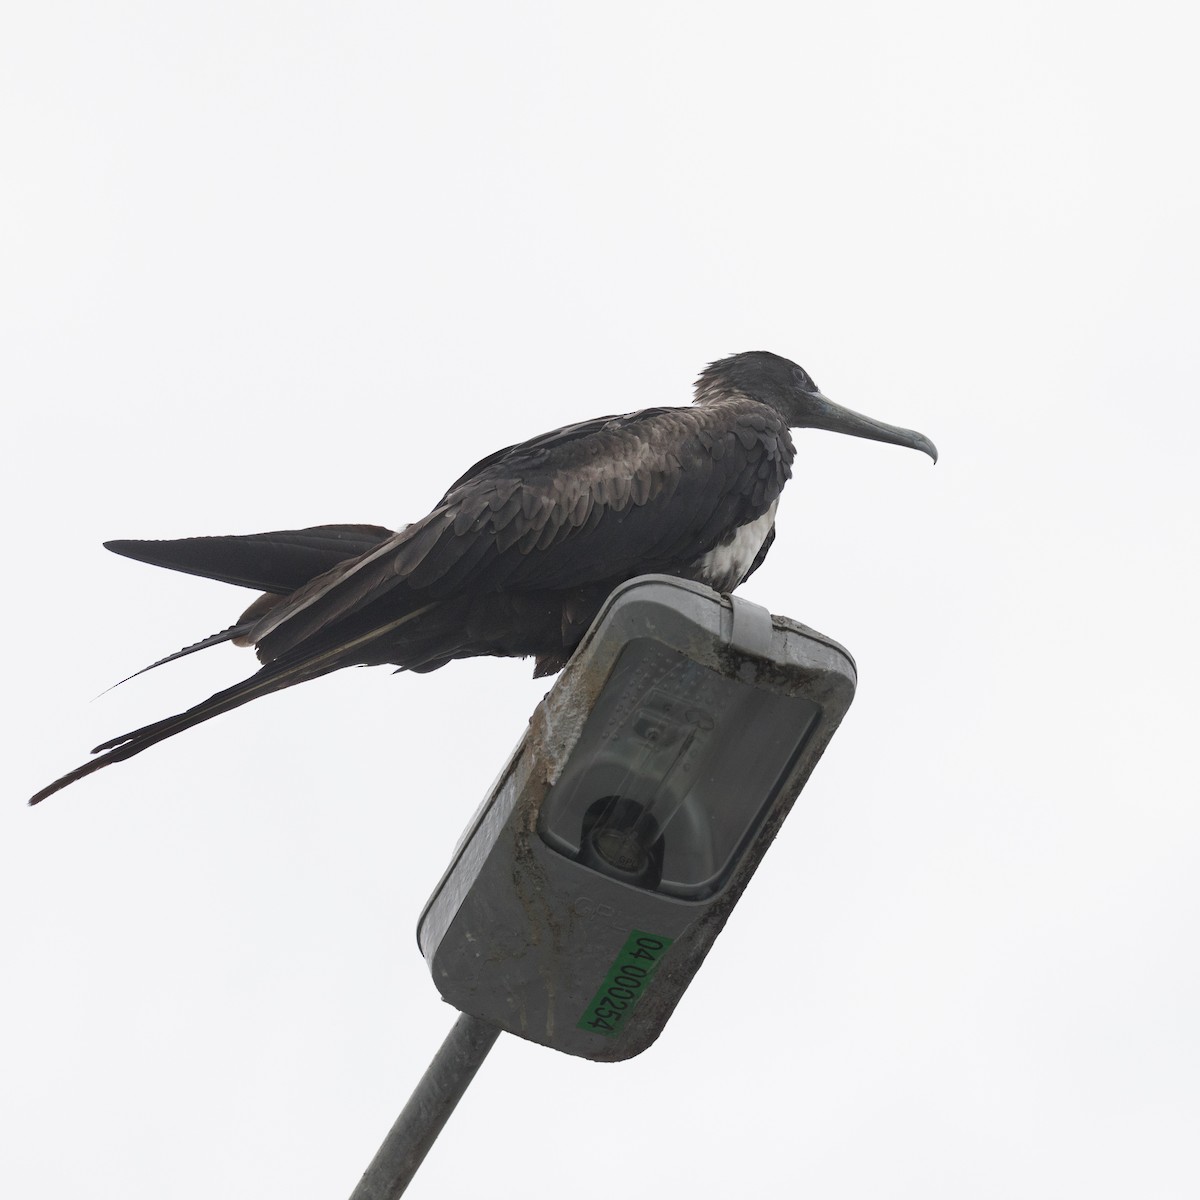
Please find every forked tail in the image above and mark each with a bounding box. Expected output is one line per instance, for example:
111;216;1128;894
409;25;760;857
29;661;319;805
29;599;442;805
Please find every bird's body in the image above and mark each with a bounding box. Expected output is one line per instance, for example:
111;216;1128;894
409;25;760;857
29;351;936;805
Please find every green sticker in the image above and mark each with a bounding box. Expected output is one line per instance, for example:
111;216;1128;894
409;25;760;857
577;930;674;1038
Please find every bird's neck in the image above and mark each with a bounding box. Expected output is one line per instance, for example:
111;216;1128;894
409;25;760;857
692;385;753;408
691;386;789;424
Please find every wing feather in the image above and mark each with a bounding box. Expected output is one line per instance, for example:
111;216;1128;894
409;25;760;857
104;523;394;593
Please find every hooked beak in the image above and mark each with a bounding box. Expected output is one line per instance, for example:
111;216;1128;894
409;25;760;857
797;391;938;463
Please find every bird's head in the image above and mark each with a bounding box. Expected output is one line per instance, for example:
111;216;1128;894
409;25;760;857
695;351;938;463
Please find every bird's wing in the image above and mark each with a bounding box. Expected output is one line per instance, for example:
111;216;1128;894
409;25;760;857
249;404;793;664
105;524;395;593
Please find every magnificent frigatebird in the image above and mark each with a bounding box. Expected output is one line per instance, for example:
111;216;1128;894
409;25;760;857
29;351;936;805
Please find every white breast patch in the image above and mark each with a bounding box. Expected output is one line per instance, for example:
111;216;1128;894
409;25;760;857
692;500;779;592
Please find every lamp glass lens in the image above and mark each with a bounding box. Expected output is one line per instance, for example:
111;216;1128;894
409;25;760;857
538;640;819;899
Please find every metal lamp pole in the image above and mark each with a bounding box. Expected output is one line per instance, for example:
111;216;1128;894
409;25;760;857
347;1012;501;1200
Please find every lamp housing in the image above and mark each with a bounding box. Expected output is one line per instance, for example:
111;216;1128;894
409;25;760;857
417;575;856;1062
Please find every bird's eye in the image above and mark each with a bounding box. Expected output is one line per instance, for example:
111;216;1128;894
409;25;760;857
792;366;813;390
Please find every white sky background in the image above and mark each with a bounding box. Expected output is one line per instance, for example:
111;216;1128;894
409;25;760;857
3;3;1198;1197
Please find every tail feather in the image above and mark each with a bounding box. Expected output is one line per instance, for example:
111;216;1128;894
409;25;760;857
99;622;253;695
30;661;320;805
29;599;443;806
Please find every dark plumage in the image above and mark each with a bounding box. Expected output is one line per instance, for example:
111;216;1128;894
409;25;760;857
29;351;936;805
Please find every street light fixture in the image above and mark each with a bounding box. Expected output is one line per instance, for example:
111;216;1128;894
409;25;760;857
350;574;857;1196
